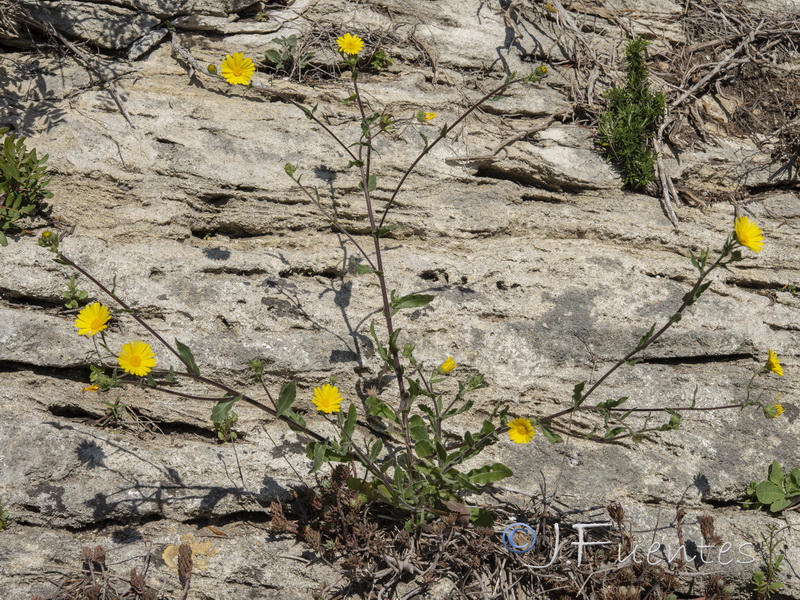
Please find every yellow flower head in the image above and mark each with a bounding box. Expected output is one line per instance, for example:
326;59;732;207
82;384;99;392
764;403;784;419
336;33;364;56
420;111;437;122
734;216;764;253
312;384;342;414
438;357;457;374
766;349;784;376
74;302;111;337
118;340;157;377
220;53;255;85
507;417;535;444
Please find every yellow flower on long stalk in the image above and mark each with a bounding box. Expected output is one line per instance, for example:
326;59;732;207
220;53;256;85
336;33;364;56
734;216;764;253
312;384;342;414
118;340;157;377
74;302;111;337
766;349;784;376
507;417;535;444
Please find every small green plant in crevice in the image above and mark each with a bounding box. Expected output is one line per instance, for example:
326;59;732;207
0;126;53;246
62;274;89;309
751;523;787;600
0;501;9;530
368;48;393;72
211;395;240;443
743;460;800;514
264;34;315;78
596;37;665;189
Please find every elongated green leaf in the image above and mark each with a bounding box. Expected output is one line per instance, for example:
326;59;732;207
277;380;296;417
369;439;383;462
390;293;435;316
373;224;405;238
466;462;513;485
211;396;240;423
343;403;357;439
572;381;586;408
408;414;429;443
540;425;563;444
175;339;200;376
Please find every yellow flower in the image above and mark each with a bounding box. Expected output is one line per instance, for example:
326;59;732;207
312;384;342;414
421;112;437;121
544;2;558;12
764;403;784;419
508;418;535;444
118;340;157;377
74;302;111;337
82;384;99;392
538;65;548;75
438;357;457;374
766;349;784;376
220;53;255;85
336;33;364;56
734;216;764;253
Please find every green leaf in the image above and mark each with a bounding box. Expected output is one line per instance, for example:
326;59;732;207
414;440;435;459
390;293;435;316
466;462;512;485
276;380;296;417
572;381;586;408
755;481;785;505
357;174;377;193
770;497;791;513
469;507;495;527
540;425;563;444
368;439;383;462
408;414;429;443
211;396;240;423
786;468;800;495
343;403;357;439
768;460;785;486
373;224;404;238
175;339;200;376
636;323;656;350
351;259;382;276
308;441;328;474
365;396;398;421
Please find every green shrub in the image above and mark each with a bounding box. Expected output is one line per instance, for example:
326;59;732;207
596;38;665;189
0;127;52;246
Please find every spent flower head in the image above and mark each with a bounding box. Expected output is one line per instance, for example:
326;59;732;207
312;383;342;413
74;302;111;337
766;349;784;376
764;403;784;419
336;33;364;56
734;216;764;253
220;53;256;85
507;417;535;444
438;357;457;374
118;340;157;377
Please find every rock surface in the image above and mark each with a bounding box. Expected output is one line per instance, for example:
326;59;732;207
1;0;799;598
